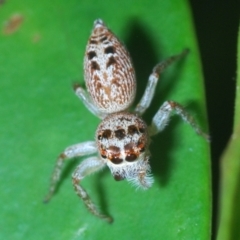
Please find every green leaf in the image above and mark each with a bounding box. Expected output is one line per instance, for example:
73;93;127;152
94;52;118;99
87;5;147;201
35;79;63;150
217;26;240;240
0;1;211;239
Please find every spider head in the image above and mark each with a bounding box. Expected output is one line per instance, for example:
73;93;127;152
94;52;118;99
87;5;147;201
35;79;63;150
96;112;153;189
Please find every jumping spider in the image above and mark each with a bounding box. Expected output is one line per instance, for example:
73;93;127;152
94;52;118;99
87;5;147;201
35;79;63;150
44;19;209;223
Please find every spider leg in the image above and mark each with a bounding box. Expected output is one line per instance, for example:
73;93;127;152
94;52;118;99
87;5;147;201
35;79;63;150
73;83;107;119
44;141;97;202
149;101;210;140
134;49;189;116
72;156;113;223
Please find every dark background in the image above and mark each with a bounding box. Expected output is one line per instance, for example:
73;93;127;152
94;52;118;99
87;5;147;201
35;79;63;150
190;0;239;238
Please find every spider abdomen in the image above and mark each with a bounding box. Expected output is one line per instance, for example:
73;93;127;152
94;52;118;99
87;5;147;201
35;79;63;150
84;19;136;114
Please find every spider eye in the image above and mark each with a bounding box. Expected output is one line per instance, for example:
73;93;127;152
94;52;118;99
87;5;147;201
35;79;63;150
128;125;138;135
125;153;137;162
102;129;111;139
